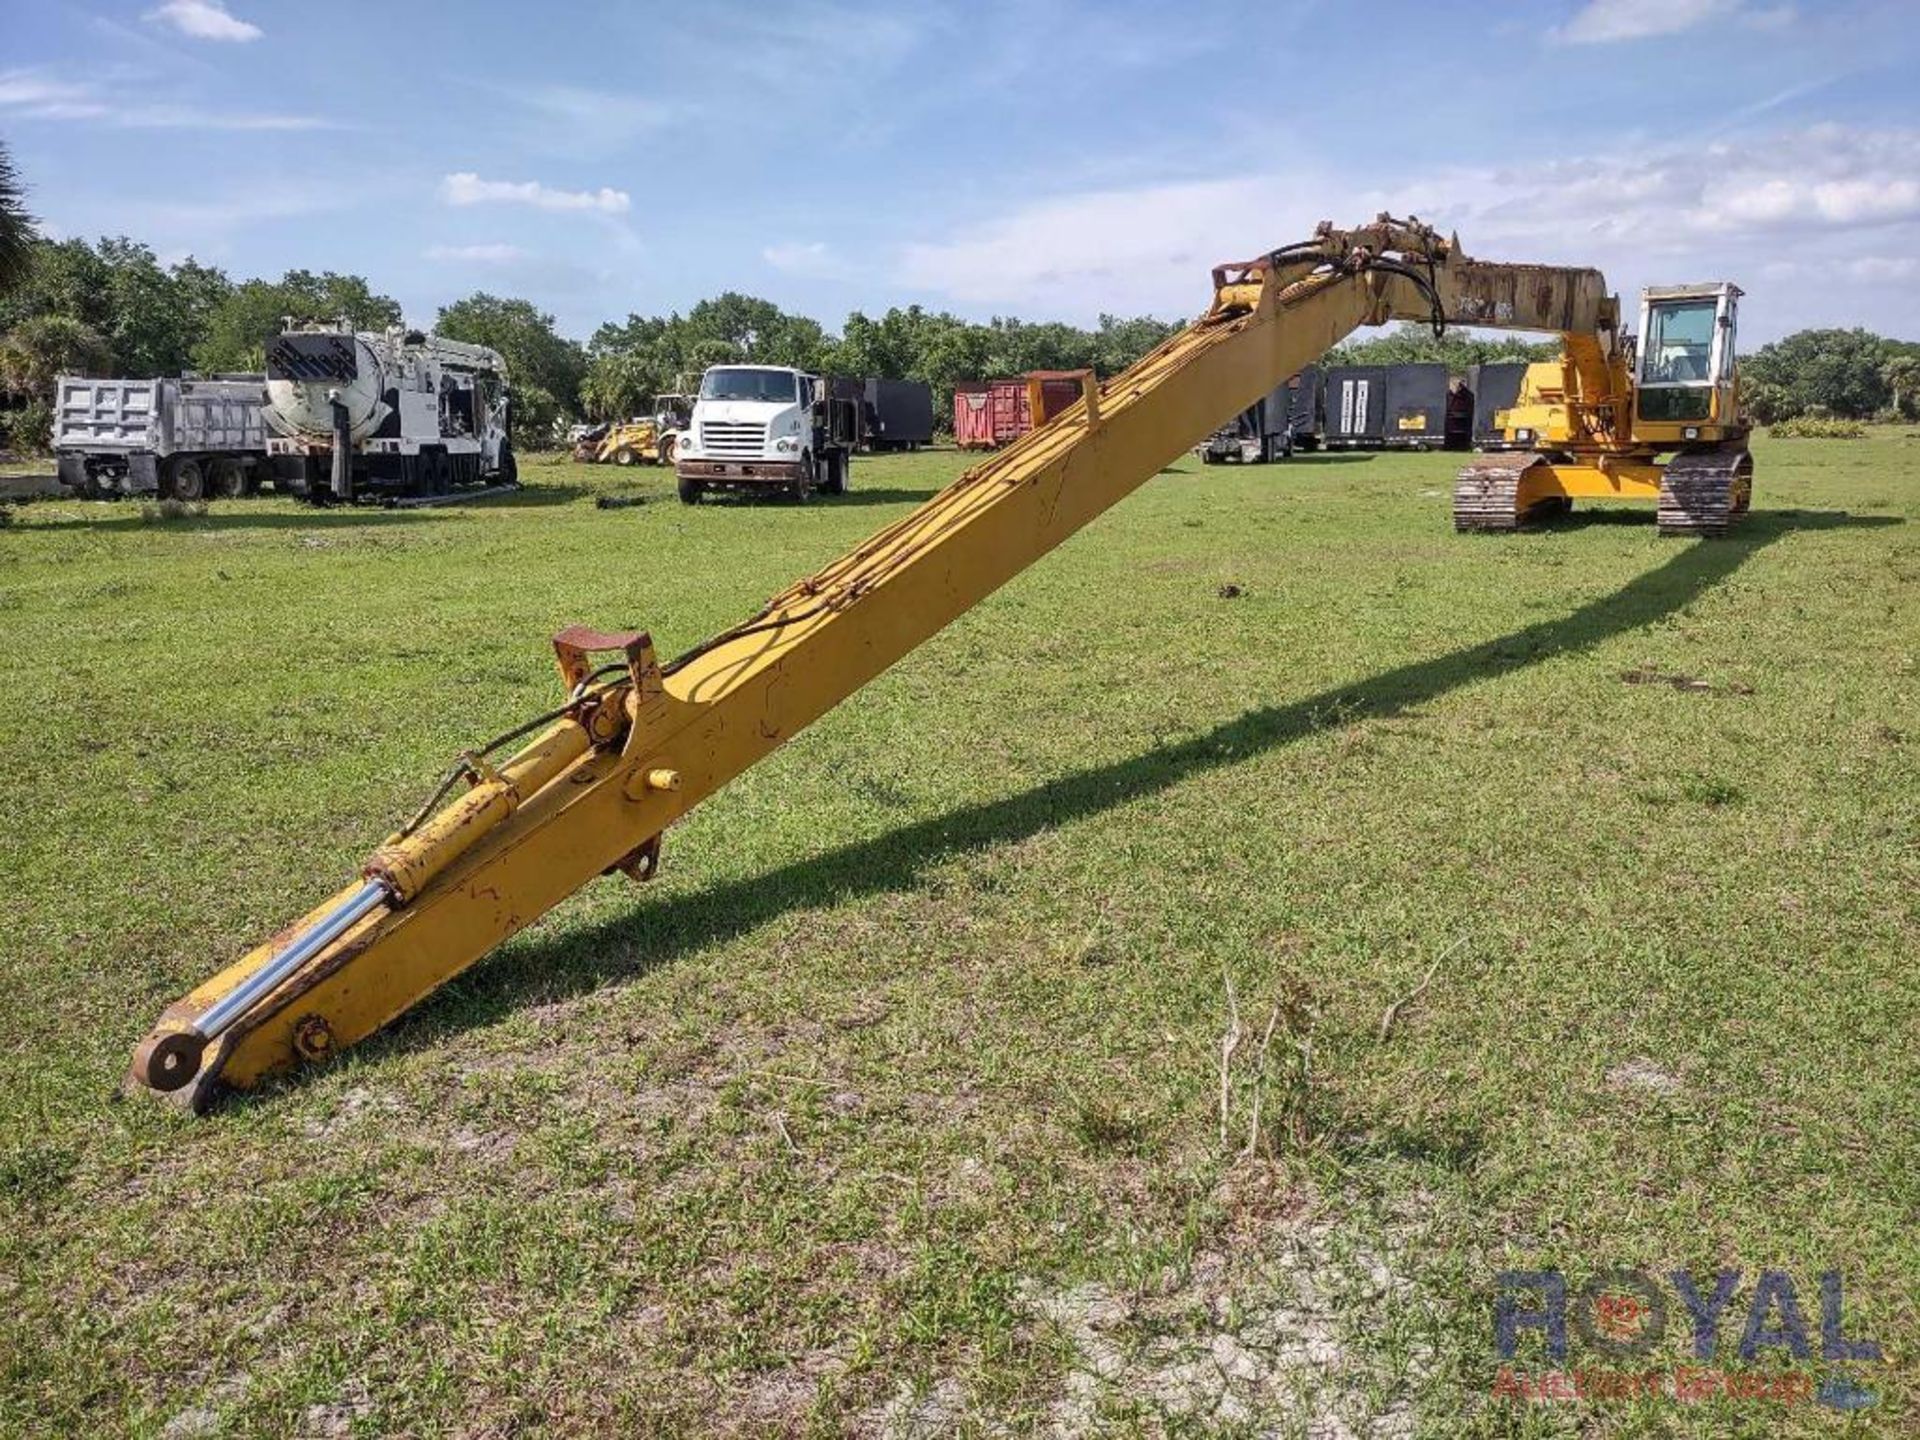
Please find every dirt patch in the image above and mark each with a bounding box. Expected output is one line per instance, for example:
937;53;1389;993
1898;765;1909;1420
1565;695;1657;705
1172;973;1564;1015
1606;1057;1685;1097
1019;1182;1437;1435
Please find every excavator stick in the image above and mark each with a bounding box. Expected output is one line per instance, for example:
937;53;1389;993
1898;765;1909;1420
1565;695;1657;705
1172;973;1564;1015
126;216;1655;1110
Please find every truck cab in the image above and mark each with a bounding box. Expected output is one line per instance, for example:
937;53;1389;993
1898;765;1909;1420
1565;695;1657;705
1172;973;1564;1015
674;364;856;504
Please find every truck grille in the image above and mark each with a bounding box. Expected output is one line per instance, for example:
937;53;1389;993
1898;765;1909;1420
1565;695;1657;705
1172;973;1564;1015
700;421;767;457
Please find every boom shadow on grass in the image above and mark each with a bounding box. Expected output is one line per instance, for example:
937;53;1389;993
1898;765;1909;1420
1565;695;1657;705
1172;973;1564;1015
362;508;1897;1059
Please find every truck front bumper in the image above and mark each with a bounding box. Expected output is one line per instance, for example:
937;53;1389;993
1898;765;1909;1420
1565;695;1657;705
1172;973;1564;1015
676;458;805;485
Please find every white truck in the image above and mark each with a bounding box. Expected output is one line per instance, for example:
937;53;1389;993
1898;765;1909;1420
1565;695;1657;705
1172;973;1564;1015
53;374;271;500
263;323;515;504
672;364;858;504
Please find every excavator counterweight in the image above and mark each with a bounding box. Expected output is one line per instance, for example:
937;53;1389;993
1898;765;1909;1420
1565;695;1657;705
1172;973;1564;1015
127;217;1749;1108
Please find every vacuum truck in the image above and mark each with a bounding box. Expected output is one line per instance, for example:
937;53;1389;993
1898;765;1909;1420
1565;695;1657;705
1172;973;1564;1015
263;323;516;504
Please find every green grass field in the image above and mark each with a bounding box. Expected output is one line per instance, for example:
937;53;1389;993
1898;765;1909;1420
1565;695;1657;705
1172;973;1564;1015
1;437;1914;1437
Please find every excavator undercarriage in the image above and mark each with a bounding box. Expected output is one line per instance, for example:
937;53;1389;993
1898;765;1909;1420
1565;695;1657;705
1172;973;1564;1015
127;216;1754;1109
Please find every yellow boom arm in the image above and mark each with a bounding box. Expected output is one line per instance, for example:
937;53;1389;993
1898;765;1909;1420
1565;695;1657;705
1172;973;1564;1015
130;216;1617;1108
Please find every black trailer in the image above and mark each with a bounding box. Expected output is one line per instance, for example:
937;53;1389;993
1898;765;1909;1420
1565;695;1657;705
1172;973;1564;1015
1382;364;1449;451
1198;380;1294;464
1467;362;1530;449
1323;365;1388;448
833;376;934;451
1286;366;1322;450
863;377;933;451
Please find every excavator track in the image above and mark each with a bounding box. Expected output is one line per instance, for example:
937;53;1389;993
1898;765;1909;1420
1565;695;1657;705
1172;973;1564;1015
1453;451;1547;532
1657;446;1752;538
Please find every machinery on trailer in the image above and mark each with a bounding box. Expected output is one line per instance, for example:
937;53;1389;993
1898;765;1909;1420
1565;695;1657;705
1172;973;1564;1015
673;365;857;503
128;216;1752;1109
1456;282;1748;533
264;323;516;504
53;374;269;500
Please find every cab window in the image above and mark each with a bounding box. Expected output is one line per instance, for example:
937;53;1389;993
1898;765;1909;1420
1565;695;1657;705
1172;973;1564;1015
1640;300;1716;384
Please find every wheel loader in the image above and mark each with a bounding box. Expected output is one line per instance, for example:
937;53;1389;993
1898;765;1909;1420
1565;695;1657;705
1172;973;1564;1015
127;216;1752;1110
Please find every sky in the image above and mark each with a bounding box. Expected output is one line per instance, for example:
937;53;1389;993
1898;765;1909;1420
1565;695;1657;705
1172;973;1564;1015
3;0;1918;346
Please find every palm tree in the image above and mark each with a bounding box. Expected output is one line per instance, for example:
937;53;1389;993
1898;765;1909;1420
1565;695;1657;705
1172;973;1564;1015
0;139;35;298
1882;356;1920;421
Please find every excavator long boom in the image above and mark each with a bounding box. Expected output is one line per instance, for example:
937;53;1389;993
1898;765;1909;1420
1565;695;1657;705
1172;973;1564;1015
130;216;1617;1108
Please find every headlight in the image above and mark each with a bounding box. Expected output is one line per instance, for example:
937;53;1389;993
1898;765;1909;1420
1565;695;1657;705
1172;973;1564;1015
775;437;799;453
1683;425;1700;440
1514;427;1534;442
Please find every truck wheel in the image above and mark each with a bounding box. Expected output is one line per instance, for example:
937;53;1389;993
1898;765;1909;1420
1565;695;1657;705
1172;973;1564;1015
677;472;703;505
821;450;848;495
613;446;637;467
167;458;207;502
498;443;518;487
209;458;248;498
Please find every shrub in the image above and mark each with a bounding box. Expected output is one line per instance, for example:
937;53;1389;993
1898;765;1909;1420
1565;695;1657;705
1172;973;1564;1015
1769;415;1867;439
0;399;52;457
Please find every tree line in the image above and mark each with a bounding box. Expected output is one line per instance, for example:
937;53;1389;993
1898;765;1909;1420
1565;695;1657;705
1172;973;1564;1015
0;168;1913;453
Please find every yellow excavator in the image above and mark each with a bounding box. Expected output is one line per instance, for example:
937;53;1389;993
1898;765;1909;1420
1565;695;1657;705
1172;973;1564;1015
573;394;694;467
129;217;1751;1108
1457;280;1748;534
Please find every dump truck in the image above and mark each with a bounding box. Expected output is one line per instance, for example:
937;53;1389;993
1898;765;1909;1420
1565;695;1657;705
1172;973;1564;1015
128;216;1752;1109
263;323;515;504
53;374;270;500
674;365;858;503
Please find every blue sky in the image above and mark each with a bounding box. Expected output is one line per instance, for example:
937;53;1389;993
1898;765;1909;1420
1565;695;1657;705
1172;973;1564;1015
4;0;1918;345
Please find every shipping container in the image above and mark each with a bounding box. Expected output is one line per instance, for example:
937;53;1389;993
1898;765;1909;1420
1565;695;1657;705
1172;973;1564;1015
1468;362;1530;449
53;373;270;499
1026;371;1089;428
988;379;1032;445
1323;365;1388;447
954;382;996;449
1382;364;1449;450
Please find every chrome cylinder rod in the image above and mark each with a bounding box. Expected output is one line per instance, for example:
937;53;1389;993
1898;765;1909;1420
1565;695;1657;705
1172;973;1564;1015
193;880;388;1041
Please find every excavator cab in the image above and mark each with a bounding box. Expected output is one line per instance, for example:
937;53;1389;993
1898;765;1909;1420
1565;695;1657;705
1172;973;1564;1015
1634;283;1742;434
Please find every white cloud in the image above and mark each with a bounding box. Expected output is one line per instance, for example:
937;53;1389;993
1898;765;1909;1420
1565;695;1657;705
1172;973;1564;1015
1847;256;1918;281
0;66;330;129
893;123;1920;337
425;243;527;264
1551;0;1788;44
439;172;632;214
144;0;261;42
763;241;841;276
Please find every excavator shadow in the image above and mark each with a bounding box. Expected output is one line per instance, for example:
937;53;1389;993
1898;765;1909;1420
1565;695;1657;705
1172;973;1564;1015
325;508;1898;1073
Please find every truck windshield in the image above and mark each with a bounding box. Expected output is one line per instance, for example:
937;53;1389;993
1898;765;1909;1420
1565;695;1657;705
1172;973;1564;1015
700;368;798;404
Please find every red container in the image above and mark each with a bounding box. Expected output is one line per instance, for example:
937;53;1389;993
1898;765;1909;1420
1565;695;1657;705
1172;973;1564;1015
988;379;1031;445
953;381;995;449
1027;371;1086;427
